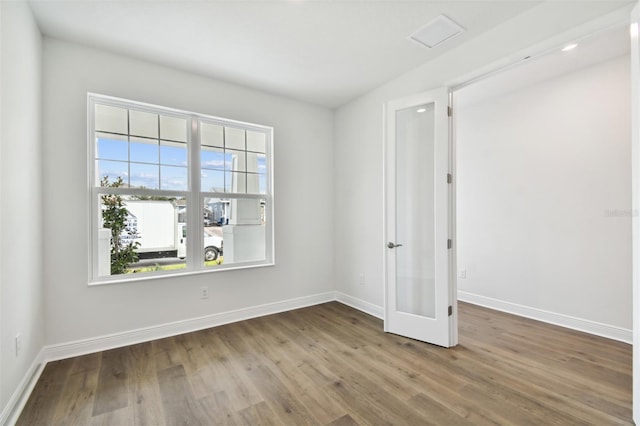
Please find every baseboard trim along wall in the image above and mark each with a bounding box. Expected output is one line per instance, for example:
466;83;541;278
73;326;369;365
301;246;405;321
458;290;633;344
43;291;336;362
0;349;45;426
1;291;382;425
5;290;630;424
334;292;384;319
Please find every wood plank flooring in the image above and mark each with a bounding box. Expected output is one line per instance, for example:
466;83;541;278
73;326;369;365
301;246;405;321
17;302;632;425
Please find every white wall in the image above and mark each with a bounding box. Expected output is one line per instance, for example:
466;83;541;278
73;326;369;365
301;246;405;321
333;2;630;312
456;55;632;333
0;0;45;417
0;0;632;419
42;38;334;345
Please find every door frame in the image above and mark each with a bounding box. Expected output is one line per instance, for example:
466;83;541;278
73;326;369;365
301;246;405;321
382;88;458;348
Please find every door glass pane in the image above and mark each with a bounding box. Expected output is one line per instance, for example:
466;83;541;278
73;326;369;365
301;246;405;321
395;103;436;318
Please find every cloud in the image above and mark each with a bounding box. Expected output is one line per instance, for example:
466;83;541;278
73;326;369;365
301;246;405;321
132;172;158;179
202;160;225;168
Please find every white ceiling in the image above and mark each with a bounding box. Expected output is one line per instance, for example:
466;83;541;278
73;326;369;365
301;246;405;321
27;0;632;108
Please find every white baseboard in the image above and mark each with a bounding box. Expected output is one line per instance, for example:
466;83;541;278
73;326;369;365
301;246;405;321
334;292;384;319
0;348;45;426
4;291;370;424
5;290;630;424
2;292;338;425
43;291;336;362
41;292;384;364
458;290;632;344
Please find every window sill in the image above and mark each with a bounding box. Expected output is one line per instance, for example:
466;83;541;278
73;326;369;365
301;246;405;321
88;261;275;286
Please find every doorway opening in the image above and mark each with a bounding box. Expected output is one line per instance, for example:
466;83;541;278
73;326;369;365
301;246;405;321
452;24;632;343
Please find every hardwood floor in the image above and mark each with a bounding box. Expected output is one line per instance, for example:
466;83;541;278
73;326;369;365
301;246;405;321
17;302;632;425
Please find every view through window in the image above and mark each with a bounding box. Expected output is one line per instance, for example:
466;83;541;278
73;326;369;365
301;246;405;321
89;94;273;283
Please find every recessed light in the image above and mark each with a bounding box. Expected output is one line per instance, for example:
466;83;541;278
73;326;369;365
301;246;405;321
409;15;465;49
562;44;578;52
416;108;427;113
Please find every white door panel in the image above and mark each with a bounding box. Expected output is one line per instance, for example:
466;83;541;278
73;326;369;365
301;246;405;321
384;87;454;347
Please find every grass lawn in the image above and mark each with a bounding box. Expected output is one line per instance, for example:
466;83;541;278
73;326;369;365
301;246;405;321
128;257;224;273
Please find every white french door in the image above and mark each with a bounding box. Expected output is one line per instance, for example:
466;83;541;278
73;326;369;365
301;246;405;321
384;87;456;348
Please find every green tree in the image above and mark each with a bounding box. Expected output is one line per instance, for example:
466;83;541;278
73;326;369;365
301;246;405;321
101;176;140;274
129;189;175;201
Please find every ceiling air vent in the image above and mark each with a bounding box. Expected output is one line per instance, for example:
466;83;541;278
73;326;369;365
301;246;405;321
409;14;465;49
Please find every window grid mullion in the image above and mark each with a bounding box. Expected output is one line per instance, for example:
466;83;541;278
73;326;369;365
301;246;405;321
157;114;161;190
223;126;227;192
187;116;202;271
127;109;131;187
244;130;248;193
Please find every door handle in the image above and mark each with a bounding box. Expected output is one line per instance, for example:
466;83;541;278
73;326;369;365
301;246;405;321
387;242;403;249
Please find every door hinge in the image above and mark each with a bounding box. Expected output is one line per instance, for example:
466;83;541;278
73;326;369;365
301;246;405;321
447;173;452;184
447;239;452;249
448;305;453;316
447;106;452;117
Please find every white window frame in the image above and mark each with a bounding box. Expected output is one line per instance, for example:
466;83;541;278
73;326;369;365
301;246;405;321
87;93;274;285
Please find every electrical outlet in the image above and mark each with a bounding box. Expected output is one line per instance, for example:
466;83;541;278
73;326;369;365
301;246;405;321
200;286;209;299
459;269;467;279
15;333;21;357
358;273;365;285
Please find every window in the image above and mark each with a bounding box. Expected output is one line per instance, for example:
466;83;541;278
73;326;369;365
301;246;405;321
88;94;274;283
